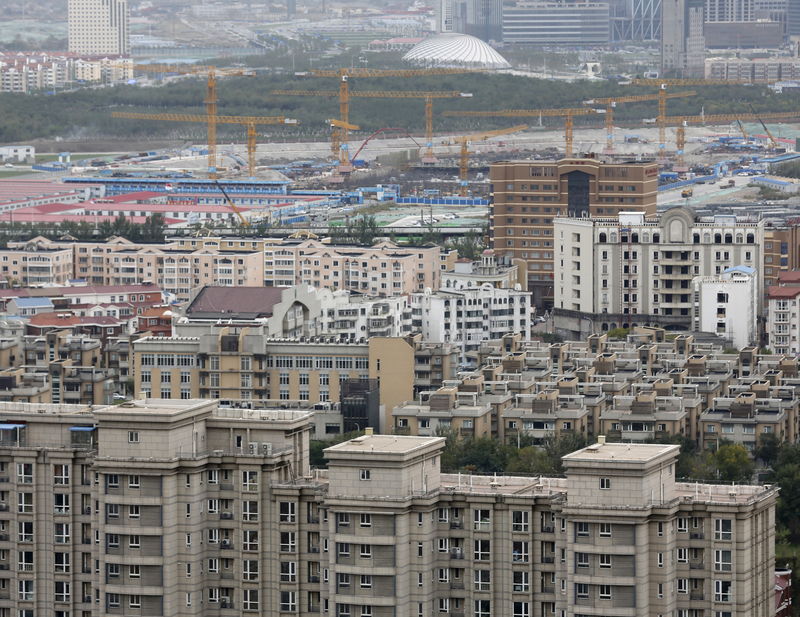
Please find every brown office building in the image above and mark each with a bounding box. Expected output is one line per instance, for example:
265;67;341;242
490;157;658;306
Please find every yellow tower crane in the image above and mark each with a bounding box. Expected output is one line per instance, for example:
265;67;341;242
627;78;782;153
443;107;603;156
450;124;528;196
279;67;480;158
582;90;696;153
110;112;299;176
113;64;255;178
273;89;473;163
663;110;800;165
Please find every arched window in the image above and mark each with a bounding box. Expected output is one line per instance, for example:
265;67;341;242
724;233;733;243
703;233;711;243
746;233;754;243
652;233;660;243
632;233;639;243
599;232;607;243
693;233;700;244
714;233;722;244
735;234;743;243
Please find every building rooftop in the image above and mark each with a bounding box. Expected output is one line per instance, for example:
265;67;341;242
185;286;287;319
326;434;445;456
563;441;679;463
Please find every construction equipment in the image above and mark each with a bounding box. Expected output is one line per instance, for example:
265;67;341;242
627;78;782;152
274;89;472;162
450;124;528;196
681;188;693;198
111;112;298;176
736;118;749;141
277;67;479;160
326;119;361;169
749;104;780;150
113;64;255;178
582;91;696;153
443;107;603;156
665;110;800;164
214;180;249;227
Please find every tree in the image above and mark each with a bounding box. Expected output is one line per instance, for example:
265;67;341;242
506;446;556;475
771;444;800;543
543;433;588;473
714;443;755;483
448;230;486;261
755;432;781;467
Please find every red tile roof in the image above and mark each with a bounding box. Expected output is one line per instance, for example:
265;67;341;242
768;285;800;299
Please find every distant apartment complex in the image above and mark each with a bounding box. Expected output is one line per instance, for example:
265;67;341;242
706;56;800;80
490;157;658;306
0;53;132;93
552;207;764;338
661;0;706;76
502;1;611;45
68;0;130;55
6;237;456;303
0;398;776;617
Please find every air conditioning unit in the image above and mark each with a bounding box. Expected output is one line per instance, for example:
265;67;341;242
261;443;272;456
248;442;258;454
220;539;231;549
220;600;230;609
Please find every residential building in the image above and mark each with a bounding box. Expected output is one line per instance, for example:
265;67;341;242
691;266;759;349
502;0;611;45
662;0;706;77
552;207;764;338
409;284;531;365
131;329;457;432
766;271;800;355
705;0;754;21
68;0;130;55
0;400;777;617
442;249;527;291
489;157;658;306
0;146;34;163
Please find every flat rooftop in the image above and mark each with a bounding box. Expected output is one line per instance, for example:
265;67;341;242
563;441;680;463
326;434;445;456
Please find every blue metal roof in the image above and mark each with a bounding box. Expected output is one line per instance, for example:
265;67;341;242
724;265;756;275
13;297;53;308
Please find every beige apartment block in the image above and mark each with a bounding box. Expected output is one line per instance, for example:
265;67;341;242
0;400;777;617
68;0;129;55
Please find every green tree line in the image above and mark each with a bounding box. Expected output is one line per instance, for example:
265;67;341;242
1;70;796;143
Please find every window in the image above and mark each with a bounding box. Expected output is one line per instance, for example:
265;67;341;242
599;554;612;569
359;469;371;481
280;561;296;582
677;547;688;563
128;475;140;489
714;549;732;571
53;465;69;485
128;431;139;444
360;575;372;589
208;558;219;573
55;523;70;544
512;511;529;532
715;519;732;541
576;552;589;568
474;600;490;617
337;543;350;557
657;552;664;567
513;602;530;617
576;522;590;537
599;585;612;599
677;517;688;532
54;552;70;573
129;564;140;578
512;541;528;563
53;493;70;514
242;470;258;491
277;590;294;612
16;464;32;484
474;540;490;561
107;594;120;608
55;581;70;603
243;501;258;522
576;584;589;599
513;570;529;592
599;523;611;537
243;530;258;551
128;534;140;548
129;595;141;609
714;580;732;602
242;559;258;581
17;551;33;572
129;505;139;519
106;474;119;489
360;513;371;527
107;563;120;578
473;509;490;531
280;532;296;553
600;478;611;489
474;570;490;591
17;493;32;514
238;589;258;611
106;534;119;548
677;578;688;594
279;502;295;523
18;580;33;601
438;599;449;613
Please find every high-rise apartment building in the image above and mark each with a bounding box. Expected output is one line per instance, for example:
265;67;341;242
68;0;130;56
489;157;658;307
0;399;777;617
552;207;764;337
661;0;706;77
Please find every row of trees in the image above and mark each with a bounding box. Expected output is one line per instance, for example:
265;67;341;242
2;66;796;143
0;214;166;247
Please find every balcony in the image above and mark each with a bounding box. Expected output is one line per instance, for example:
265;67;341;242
450;581;465;590
541;556;555;564
690;591;704;601
449;521;464;530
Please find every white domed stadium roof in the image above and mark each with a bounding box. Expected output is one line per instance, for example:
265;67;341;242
403;33;510;69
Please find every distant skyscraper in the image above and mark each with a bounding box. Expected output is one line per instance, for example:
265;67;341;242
68;0;130;56
437;0;503;41
609;0;662;41
661;0;705;76
788;0;800;33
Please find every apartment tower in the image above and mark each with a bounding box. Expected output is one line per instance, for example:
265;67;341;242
68;0;130;56
489;157;658;307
